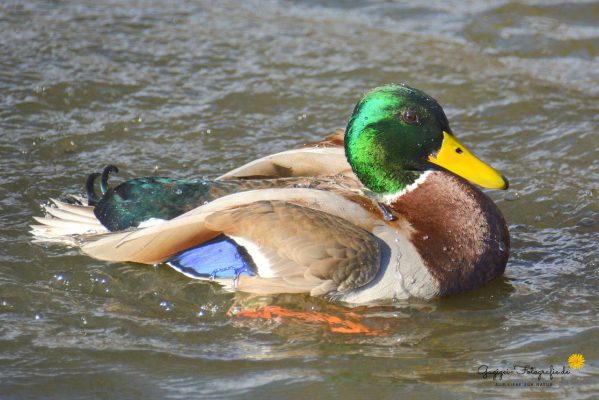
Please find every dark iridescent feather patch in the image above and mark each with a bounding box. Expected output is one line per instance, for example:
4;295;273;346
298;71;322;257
94;177;213;231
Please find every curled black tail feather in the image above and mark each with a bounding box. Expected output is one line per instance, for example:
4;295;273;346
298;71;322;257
86;173;101;206
85;165;119;206
100;165;119;194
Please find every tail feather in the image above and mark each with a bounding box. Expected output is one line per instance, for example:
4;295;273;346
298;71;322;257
32;216;100;230
43;204;97;224
31;197;108;245
48;198;97;219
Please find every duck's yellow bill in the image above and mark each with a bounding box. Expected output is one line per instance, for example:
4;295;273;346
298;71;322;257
428;131;509;190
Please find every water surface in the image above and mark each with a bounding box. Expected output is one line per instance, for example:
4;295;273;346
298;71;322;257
1;1;598;398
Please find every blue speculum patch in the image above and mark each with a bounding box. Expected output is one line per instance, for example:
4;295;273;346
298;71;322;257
166;235;255;280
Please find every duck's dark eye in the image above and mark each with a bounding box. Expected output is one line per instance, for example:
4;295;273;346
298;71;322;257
402;110;420;125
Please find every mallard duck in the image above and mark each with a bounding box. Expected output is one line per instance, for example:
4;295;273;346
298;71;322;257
32;84;509;303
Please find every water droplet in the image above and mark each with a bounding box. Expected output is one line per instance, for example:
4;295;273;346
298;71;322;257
206;129;211;134
1;300;8;307
505;192;520;201
34;313;43;320
54;274;64;282
81;317;88;325
94;277;108;284
159;300;172;311
422;234;429;241
174;188;183;195
197;310;205;317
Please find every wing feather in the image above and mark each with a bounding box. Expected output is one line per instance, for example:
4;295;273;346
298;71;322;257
74;189;384;296
205;200;381;295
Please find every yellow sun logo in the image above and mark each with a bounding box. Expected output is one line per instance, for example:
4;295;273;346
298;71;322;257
568;353;585;369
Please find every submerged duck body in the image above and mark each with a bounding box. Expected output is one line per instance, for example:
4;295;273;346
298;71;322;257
32;84;510;303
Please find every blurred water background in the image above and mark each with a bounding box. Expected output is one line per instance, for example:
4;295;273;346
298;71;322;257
1;1;598;398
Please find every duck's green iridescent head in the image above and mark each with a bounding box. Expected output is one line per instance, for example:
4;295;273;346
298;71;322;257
345;84;508;194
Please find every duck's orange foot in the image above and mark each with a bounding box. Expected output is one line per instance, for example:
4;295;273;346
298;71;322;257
233;305;386;336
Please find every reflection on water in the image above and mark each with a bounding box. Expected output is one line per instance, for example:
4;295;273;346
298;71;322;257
1;0;598;398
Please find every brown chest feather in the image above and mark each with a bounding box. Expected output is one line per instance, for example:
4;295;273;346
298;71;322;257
391;171;510;296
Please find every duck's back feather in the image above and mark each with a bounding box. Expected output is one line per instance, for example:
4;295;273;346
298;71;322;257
217;147;351;181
